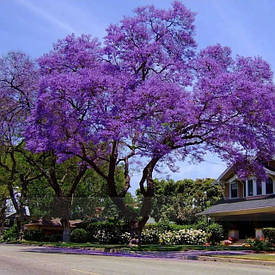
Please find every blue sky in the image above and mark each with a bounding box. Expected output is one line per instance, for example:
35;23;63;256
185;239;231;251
1;0;274;185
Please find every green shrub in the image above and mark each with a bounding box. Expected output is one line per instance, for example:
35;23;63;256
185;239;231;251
46;234;62;242
71;228;88;243
23;230;62;242
206;223;224;245
24;230;44;241
81;221;208;245
86;222;128;244
263;228;275;244
159;229;207;245
144;222;192;233
195;220;209;231
2;224;18;241
141;228;160;244
246;239;270;252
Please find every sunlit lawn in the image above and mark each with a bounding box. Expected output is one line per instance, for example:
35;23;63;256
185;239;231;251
214;253;275;262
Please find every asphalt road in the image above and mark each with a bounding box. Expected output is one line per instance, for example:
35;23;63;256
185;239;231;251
0;244;274;275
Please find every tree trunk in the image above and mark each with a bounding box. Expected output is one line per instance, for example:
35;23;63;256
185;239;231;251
16;218;24;241
0;198;7;235
16;206;27;241
57;196;72;242
61;217;71;242
129;216;149;246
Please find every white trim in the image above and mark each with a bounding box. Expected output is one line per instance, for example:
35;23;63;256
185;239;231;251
264;167;275;176
228;175;238;183
217;167;232;182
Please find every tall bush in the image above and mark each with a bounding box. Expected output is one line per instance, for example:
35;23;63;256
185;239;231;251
263;228;275;244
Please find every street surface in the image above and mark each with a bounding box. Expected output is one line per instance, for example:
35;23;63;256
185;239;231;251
0;244;274;275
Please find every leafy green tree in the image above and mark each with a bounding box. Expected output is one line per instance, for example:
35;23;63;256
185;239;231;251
0;146;42;239
138;178;222;225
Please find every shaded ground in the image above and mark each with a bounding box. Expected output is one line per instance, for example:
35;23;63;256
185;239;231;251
23;245;253;260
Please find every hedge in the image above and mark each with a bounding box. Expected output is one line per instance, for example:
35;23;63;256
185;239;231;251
263;228;275;244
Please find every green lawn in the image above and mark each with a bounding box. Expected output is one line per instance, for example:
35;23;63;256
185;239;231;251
214;254;275;262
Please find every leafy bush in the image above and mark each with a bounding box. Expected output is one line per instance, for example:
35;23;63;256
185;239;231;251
246;239;270;252
157;229;207;245
80;221;208;245
195;220;209;231
47;234;62;242
23;230;62;242
206;223;224;245
2;224;18;241
263;228;275;244
175;229;207;245
71;228;88;243
159;229;207;245
141;228;160;244
24;230;44;241
145;222;192;233
86;222;129;244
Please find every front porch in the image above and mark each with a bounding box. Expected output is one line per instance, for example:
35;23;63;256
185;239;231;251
199;196;275;240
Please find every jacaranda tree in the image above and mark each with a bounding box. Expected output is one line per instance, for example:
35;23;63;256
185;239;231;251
25;2;275;244
0;52;42;239
0;52;88;242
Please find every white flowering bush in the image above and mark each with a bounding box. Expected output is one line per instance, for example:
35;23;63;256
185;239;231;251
159;231;175;245
174;229;207;245
85;222;208;245
94;229;113;243
92;229;131;244
159;229;207;245
120;232;131;244
141;228;160;244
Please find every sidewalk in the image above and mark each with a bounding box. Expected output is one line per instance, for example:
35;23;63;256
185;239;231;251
21;245;253;260
16;245;275;266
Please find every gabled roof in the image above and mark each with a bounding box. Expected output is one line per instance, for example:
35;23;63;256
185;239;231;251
217;158;275;182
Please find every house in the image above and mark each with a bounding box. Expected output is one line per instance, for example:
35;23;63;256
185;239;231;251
24;217;83;235
200;159;275;240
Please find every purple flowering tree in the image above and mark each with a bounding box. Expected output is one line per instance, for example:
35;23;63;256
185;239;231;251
25;2;275;244
0;52;87;242
0;52;41;239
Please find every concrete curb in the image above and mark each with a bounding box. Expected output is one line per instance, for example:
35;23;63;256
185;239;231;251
197;255;275;266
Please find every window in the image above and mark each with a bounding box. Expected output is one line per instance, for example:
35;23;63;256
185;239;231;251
256;179;262;195
230;182;238;198
266;178;273;194
248;180;253;196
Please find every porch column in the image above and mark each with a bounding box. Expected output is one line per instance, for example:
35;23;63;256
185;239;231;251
262;180;266;195
245;179;248;198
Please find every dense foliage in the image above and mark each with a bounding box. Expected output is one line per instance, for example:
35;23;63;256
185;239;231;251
263;228;275;244
139;178;222;224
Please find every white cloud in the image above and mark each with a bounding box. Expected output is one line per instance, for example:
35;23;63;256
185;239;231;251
17;0;76;33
